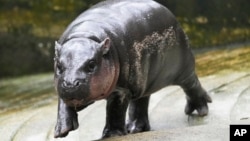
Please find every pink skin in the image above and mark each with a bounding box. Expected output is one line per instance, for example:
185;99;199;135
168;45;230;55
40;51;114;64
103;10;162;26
89;58;119;100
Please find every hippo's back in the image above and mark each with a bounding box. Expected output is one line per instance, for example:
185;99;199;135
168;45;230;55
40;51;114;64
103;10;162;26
59;0;177;44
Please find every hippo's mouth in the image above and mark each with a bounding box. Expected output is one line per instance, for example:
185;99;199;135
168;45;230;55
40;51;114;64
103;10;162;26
63;98;94;109
61;91;108;110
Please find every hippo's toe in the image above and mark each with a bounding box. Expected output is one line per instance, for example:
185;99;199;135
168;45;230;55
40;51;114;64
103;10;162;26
185;94;212;116
127;119;150;134
102;129;127;138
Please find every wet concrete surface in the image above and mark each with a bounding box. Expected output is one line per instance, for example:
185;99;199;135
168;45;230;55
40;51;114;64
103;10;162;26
0;71;250;141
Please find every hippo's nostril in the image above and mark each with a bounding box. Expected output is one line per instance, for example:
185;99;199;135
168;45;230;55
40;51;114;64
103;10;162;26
62;80;75;89
62;81;68;88
74;80;80;87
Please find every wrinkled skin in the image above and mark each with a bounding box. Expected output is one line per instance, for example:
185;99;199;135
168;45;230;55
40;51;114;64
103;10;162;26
54;0;212;138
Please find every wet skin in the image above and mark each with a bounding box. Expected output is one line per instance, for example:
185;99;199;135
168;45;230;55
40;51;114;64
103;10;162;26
54;0;212;138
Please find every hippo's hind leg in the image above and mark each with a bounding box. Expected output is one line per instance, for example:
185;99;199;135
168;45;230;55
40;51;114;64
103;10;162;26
127;96;150;133
102;89;130;138
177;72;212;116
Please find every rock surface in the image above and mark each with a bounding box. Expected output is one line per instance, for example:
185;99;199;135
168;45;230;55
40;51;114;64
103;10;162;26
0;72;250;141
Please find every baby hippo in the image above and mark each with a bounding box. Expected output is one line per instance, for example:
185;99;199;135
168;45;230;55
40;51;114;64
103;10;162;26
54;0;212;138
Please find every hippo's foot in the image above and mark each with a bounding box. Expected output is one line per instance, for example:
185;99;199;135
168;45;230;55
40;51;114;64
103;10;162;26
178;72;212;116
185;94;212;116
127;118;150;133
102;128;127;138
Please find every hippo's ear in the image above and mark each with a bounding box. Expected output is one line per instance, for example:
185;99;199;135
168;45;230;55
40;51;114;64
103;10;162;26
55;41;62;57
100;38;111;55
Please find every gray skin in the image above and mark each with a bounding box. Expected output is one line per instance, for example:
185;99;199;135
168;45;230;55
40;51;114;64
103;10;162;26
54;0;212;138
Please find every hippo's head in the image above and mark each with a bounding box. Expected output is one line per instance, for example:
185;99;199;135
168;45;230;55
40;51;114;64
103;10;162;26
54;38;118;108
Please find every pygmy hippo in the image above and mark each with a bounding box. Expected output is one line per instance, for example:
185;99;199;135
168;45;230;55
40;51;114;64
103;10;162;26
54;0;212;138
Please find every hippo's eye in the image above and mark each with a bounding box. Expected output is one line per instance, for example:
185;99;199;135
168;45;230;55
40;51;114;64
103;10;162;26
56;63;64;75
86;60;97;73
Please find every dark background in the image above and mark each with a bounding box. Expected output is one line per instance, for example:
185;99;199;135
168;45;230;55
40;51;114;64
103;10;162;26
0;0;249;78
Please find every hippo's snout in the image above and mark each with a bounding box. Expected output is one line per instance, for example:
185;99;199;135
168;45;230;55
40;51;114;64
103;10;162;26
62;79;83;91
57;76;89;102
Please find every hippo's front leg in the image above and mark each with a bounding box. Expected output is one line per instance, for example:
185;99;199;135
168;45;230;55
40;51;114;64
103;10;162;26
54;98;79;138
102;89;130;138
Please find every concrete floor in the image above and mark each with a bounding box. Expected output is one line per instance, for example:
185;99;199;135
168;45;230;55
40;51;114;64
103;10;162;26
1;71;250;141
